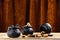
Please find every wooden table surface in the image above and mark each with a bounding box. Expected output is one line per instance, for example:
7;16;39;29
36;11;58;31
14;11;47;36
0;32;60;40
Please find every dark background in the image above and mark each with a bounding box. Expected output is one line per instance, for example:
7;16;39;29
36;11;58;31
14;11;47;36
0;0;60;32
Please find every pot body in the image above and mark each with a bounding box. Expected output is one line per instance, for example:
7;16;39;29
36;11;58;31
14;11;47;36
40;23;52;34
22;26;33;35
7;27;20;38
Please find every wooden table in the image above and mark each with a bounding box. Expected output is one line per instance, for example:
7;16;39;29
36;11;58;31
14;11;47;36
0;33;60;40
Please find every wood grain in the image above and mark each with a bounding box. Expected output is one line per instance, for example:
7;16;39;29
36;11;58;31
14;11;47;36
40;0;48;26
55;0;60;32
0;0;60;32
0;0;3;31
14;0;26;30
47;0;56;31
2;0;9;32
30;0;40;31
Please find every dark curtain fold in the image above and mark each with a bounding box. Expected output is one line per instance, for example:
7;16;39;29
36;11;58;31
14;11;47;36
0;0;60;32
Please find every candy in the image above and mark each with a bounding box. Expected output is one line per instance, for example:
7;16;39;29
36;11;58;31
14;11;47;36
43;34;48;37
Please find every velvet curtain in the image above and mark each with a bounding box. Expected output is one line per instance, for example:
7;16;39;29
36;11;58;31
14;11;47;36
0;0;60;32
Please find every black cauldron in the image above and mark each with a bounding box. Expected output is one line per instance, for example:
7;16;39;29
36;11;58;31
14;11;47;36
40;23;52;34
7;24;20;38
22;22;34;35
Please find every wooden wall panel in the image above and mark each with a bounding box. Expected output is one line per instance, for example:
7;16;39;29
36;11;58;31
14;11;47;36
8;0;14;25
14;0;26;30
47;0;56;31
0;0;26;32
40;0;48;26
0;0;60;32
30;0;40;31
0;0;3;31
55;0;60;32
2;0;9;32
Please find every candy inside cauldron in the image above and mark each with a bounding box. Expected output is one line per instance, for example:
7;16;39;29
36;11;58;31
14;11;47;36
7;24;20;38
40;23;52;34
22;22;34;35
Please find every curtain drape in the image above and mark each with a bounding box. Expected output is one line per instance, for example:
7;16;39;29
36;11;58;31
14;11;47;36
0;0;60;32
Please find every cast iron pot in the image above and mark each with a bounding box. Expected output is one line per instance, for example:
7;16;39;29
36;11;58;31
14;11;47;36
22;22;34;35
7;24;20;38
40;23;52;34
